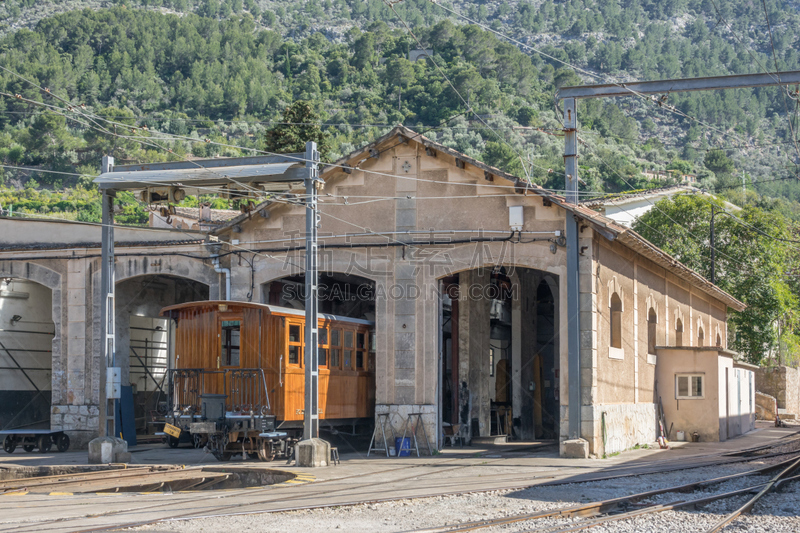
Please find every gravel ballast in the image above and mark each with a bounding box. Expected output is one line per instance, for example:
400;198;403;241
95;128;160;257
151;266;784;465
134;453;800;532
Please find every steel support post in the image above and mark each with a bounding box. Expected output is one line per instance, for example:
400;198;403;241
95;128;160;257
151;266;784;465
303;141;321;441
100;155;116;437
563;98;582;439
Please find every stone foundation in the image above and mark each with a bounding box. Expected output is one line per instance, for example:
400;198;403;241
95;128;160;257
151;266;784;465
581;403;657;456
52;404;100;449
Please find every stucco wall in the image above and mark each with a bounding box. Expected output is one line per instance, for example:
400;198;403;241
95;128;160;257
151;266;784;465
655;348;754;443
656;347;721;442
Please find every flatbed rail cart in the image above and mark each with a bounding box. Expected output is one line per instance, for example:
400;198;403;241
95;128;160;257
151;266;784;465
1;429;71;453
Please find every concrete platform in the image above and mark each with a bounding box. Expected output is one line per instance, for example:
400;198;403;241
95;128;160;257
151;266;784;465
0;424;797;533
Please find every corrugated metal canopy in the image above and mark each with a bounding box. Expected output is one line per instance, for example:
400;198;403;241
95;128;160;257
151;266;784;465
94;155;307;190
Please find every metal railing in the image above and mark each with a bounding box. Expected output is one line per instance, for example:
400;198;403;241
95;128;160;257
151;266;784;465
228;368;271;415
168;368;271;416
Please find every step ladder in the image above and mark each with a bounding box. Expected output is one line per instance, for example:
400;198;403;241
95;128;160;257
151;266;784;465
367;413;396;457
397;413;432;457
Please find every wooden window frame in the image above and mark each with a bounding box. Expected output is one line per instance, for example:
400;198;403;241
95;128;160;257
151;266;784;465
318;325;329;368
287;321;303;367
219;315;242;368
343;329;354;371
676;373;704;399
330;327;342;370
356;330;367;371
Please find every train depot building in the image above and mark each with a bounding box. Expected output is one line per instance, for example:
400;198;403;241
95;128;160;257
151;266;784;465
0;126;755;458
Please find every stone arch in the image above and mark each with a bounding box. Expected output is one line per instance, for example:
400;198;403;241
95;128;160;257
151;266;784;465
696;317;706;347
645;293;659;323
607;276;625;310
112;255;219;296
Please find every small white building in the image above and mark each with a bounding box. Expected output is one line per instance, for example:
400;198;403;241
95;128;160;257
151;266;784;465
581;186;737;228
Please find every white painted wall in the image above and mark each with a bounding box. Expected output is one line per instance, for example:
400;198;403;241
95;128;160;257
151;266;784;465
128;316;169;395
0;279;54;391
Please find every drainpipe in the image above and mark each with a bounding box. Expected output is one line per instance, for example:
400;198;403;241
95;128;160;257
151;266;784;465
212;256;231;300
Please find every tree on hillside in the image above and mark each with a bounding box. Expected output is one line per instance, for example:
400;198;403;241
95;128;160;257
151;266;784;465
704;150;735;175
261;101;331;161
633;194;800;365
481;141;524;178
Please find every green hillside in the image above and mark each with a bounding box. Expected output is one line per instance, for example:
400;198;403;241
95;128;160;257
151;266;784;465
0;1;799;220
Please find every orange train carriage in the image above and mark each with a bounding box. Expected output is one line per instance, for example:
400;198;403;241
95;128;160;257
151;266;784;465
160;301;376;461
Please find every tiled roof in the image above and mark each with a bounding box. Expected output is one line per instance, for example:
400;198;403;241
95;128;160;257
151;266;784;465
580;185;699;207
215;125;745;312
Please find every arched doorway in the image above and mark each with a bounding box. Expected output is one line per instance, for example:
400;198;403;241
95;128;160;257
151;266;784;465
0;278;54;431
115;274;209;439
439;267;559;443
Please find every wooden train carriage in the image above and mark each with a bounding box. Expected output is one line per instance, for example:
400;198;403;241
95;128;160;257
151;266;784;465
160;301;376;427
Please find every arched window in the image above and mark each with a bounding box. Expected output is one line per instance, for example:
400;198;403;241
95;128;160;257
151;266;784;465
716;332;722;347
698;326;704;347
610;292;622;349
647;307;657;354
675;318;683;346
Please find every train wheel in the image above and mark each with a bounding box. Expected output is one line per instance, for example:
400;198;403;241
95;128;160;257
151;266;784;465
3;436;15;454
23;445;36;453
37;435;52;453
258;440;276;462
57;433;70;452
216;452;232;462
167;436;180;448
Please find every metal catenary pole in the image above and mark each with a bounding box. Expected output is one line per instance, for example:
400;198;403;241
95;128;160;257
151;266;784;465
557;69;800;443
100;155;117;437
303;141;321;440
563;98;582;440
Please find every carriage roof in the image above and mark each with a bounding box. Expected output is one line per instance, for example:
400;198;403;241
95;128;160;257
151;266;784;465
160;300;374;326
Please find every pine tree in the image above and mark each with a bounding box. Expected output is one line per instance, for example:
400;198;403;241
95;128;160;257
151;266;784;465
261;101;331;160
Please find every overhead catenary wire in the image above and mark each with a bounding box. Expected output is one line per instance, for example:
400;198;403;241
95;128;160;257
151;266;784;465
2;87;589;198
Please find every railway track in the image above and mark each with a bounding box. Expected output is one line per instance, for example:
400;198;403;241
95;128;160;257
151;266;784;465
407;454;800;533
4;432;800;533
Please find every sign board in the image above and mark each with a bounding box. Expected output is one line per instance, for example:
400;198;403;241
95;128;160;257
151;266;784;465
163;423;181;439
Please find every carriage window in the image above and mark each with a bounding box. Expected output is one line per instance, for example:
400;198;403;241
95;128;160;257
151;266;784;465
330;328;341;368
288;324;302;365
221;320;240;366
356;332;366;370
318;327;328;367
344;330;354;369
